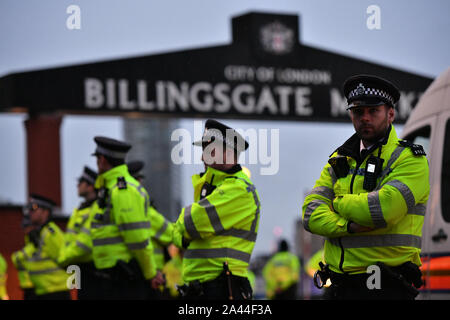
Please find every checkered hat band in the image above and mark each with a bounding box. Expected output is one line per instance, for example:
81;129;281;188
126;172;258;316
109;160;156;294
348;87;394;105
203;129;244;150
80;173;96;185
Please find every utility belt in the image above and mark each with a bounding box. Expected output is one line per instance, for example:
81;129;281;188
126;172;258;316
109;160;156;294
94;259;144;283
177;262;252;300
314;261;423;298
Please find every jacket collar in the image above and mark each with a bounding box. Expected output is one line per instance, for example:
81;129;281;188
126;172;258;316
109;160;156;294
335;125;397;161
95;164;129;188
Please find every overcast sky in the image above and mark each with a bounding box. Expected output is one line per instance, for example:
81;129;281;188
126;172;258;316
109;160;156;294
0;0;448;256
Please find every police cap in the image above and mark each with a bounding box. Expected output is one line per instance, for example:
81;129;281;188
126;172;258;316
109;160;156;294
28;193;56;211
92;136;132;160
192;119;249;152
343;74;400;110
127;160;145;179
78;166;97;185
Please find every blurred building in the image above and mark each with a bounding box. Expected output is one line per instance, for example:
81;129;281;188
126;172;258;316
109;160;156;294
124;117;182;221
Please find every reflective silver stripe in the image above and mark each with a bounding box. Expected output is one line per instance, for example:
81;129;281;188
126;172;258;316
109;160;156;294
153;248;163;254
328;167;337;186
29;268;62;275
232;177;260;234
126;239;149;250
303;200;328;232
184;205;201;240
306;186;335;201
92;237;123;246
408;203;426;216
90;222;113;229
76;241;92;253
28;255;53;262
385;180;415;210
328;234;421;249
377;146;405;189
66;228;76;234
184;248;251;263
154;220;169;240
219;228;257;242
80;227;90;235
198;198;224;234
118;221;151;231
367;191;387;229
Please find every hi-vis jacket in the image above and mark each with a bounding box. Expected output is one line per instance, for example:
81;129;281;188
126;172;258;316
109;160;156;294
14;222;69;295
11;241;35;290
0;253;8;299
149;205;173;270
262;251;300;299
302;125;430;274
90;164;157;280
58;199;96;267
173;165;261;283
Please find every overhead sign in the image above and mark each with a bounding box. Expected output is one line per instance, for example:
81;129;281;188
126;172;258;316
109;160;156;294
0;12;432;123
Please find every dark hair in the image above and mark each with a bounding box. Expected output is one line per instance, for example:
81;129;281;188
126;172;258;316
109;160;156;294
104;155;125;167
279;239;289;252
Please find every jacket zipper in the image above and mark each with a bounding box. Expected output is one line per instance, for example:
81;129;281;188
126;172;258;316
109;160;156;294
339;159;362;273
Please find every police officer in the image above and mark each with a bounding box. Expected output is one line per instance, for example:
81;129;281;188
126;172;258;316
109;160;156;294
302;75;430;300
11;208;36;300
58;166;98;300
173;119;261;300
127;160;174;272
14;194;70;300
128;160;174;299
90;137;164;299
0;253;8;300
262;239;300;300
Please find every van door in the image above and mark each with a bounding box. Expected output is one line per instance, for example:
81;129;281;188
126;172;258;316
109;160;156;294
404;112;450;299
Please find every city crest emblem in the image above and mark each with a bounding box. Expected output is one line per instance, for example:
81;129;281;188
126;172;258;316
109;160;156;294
260;21;294;55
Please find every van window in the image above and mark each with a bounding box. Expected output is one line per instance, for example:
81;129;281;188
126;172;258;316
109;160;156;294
442;120;450;223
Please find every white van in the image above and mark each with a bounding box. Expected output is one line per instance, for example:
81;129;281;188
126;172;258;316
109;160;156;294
401;67;450;299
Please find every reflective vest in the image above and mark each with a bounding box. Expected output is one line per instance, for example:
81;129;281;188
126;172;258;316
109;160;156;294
11;241;34;290
90;164;157;280
19;222;69;295
173;165;261;283
0;253;7;299
262;251;300;298
149;205;173;270
302;125;430;274
162;255;183;298
58;199;96;266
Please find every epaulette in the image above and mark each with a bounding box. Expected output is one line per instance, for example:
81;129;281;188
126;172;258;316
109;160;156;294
398;140;426;156
117;177;127;190
47;225;55;234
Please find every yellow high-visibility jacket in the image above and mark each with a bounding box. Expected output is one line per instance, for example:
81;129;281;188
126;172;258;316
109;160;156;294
58;199;96;266
0;253;8;299
149;206;173;270
302;125;430;274
16;222;69;295
11;241;35;290
262;251;300;299
173;165;261;283
90;164;157;280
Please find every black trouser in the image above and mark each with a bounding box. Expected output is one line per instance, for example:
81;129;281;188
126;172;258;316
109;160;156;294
181;274;252;300
22;288;37;300
274;283;298;300
33;290;71;300
77;262;103;300
95;259;149;300
324;265;419;300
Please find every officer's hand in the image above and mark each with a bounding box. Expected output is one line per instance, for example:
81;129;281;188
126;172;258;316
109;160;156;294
150;271;165;289
348;222;373;233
